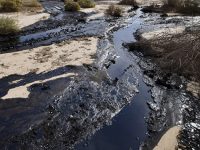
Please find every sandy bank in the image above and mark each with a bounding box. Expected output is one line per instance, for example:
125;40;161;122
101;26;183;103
187;81;200;98
0;37;98;99
140;26;185;40
153;126;181;150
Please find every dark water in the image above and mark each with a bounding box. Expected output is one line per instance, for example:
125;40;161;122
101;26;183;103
76;9;153;150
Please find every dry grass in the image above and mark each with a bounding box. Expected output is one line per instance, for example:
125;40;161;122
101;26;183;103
77;0;95;8
0;0;42;12
65;0;80;11
162;0;200;14
22;0;42;8
106;4;123;17
128;29;200;82
0;17;19;35
142;0;200;15
0;0;22;12
119;0;137;6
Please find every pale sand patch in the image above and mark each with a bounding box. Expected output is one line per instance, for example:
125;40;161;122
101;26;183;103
187;81;200;98
2;73;76;100
0;37;97;99
0;37;97;79
80;4;111;20
136;0;163;5
153;126;181;150
166;13;184;17
141;26;185;40
0;12;50;28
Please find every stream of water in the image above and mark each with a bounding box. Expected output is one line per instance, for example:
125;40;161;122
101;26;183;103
76;9;154;150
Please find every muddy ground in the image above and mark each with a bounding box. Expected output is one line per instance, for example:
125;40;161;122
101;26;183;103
0;0;200;150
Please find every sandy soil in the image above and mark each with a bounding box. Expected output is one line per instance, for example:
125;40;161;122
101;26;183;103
0;12;50;29
0;37;98;99
187;81;200;98
140;26;185;40
153;126;181;150
136;0;163;5
80;5;109;20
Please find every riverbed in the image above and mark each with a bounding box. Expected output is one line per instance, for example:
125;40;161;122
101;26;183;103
0;1;199;150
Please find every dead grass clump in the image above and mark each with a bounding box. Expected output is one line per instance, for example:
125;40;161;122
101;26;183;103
0;0;42;12
106;4;122;17
129;29;200;82
119;0;137;6
0;17;19;35
65;0;80;11
22;0;42;8
77;0;95;8
142;0;200;15
0;0;22;12
162;0;200;15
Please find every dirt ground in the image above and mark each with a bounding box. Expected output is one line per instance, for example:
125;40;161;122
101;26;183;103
0;37;97;99
0;0;110;100
153;126;181;150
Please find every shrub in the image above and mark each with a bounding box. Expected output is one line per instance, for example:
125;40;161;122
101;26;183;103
163;0;179;7
77;0;95;8
0;17;19;35
119;0;137;6
65;0;80;11
106;4;122;17
178;0;200;14
0;0;22;12
163;0;200;14
22;0;42;8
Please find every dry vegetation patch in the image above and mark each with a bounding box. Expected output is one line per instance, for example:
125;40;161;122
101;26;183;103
22;0;42;8
0;17;19;35
142;0;200;15
106;4;123;17
0;0;22;12
162;0;200;15
64;0;80;11
128;30;200;84
77;0;95;8
0;0;42;12
119;0;137;6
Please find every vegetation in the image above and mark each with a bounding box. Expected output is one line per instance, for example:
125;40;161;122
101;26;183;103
142;0;200;15
163;0;200;14
106;4;122;17
65;0;80;11
0;17;19;35
77;0;95;8
0;0;42;12
128;30;200;83
119;0;137;6
0;0;22;12
22;0;42;8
